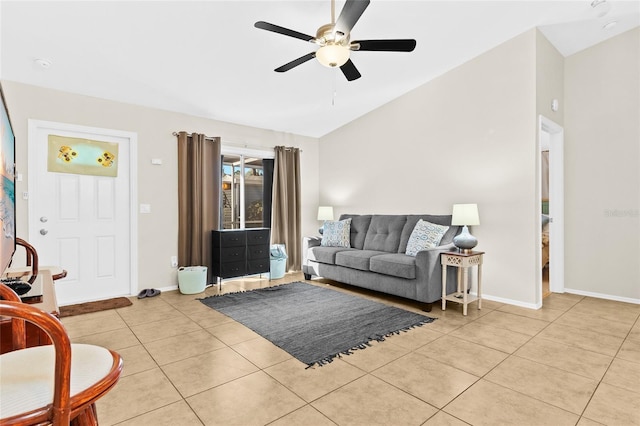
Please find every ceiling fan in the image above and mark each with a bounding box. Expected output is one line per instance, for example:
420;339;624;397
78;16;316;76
254;0;416;81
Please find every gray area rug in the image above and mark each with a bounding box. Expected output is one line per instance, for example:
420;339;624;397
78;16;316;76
200;281;435;367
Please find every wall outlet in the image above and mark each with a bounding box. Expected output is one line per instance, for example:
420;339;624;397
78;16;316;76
170;256;178;268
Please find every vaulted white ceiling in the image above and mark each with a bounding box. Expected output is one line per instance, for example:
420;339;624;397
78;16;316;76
1;1;638;137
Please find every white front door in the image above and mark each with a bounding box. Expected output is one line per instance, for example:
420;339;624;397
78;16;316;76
28;120;137;305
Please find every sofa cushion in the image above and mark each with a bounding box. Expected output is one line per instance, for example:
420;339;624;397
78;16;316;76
335;250;387;272
339;214;372;249
308;246;354;265
405;219;450;256
363;215;407;252
370;253;416;279
399;214;459;253
321;218;352;248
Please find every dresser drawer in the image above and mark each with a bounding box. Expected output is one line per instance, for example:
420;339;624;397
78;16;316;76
218;231;246;247
246;229;270;246
217;261;246;278
247;245;269;260
219;246;246;262
247;259;270;275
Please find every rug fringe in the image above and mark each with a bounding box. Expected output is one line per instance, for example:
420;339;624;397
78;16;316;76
304;319;435;369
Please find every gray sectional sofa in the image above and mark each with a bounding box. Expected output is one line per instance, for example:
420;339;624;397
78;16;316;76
302;214;462;311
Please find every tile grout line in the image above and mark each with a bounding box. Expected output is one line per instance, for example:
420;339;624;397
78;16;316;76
85;275;639;425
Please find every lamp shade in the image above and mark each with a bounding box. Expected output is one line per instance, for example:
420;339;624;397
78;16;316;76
451;204;480;226
316;45;350;68
317;206;334;221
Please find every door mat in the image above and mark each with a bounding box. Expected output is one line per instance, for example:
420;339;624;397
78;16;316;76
59;297;132;317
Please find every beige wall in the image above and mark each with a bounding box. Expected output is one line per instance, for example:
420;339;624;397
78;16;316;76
4;26;637;305
536;29;565;125
319;30;540;307
564;27;640;302
2;81;320;292
319;27;639;306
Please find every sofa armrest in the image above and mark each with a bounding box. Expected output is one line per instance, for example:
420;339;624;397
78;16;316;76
302;236;322;266
414;243;455;269
303;236;321;249
414;243;458;303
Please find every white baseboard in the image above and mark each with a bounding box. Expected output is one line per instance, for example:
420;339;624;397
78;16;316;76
477;289;640;311
564;288;640;305
156;284;179;293
477;293;542;310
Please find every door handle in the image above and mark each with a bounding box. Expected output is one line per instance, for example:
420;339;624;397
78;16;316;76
40;216;48;223
40;229;48;235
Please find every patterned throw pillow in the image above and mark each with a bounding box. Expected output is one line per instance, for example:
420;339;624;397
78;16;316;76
405;219;449;256
321;218;352;248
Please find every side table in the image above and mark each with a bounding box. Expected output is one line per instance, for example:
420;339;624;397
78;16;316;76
441;251;484;315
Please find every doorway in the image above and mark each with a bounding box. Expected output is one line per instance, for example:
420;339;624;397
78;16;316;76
28;120;138;305
220;145;274;230
538;116;565;304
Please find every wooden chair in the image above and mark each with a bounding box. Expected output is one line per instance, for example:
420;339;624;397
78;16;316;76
4;238;68;283
0;283;26;350
0;284;123;425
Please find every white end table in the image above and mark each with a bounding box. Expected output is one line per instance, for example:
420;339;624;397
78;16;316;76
441;251;484;315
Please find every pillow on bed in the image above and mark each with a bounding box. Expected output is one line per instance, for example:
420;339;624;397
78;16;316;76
321;218;352;248
405;219;449;256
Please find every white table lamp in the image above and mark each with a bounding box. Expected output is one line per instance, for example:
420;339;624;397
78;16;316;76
452;204;480;253
317;206;334;235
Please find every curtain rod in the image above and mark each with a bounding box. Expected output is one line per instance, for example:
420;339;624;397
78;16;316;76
172;131;218;142
173;132;302;152
225;143;303;153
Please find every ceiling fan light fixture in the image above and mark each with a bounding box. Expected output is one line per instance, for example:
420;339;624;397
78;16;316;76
316;44;350;68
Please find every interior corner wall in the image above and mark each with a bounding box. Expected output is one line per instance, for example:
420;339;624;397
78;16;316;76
564;27;640;302
536;30;565;126
2;81;320;291
319;30;539;307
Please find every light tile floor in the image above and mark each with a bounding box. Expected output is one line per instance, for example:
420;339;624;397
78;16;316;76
62;273;640;426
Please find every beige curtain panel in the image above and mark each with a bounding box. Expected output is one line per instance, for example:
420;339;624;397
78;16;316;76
271;146;302;271
177;132;221;282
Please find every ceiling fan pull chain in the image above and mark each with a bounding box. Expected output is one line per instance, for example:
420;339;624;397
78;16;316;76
332;69;338;106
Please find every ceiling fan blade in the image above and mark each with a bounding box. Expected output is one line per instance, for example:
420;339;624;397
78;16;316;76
335;0;370;36
274;52;316;72
254;21;314;42
352;39;417;52
340;59;361;81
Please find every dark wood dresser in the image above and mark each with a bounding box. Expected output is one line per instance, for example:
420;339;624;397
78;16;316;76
211;228;270;282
